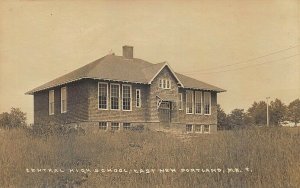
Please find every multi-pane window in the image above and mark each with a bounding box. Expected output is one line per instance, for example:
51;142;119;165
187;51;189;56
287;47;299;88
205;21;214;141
61;87;67;113
194;125;202;133
178;93;183;110
136;89;141;108
110;84;120;110
166;80;170;89
195;91;202;114
159;79;171;89
159;79;163;88
204;92;211;115
186;90;193;114
111;122;120;131
49;90;54;115
123;123;131;130
186;124;193;133
122;85;132;110
99;122;107;130
98;83;108;109
163;79;166;88
203;125;210;133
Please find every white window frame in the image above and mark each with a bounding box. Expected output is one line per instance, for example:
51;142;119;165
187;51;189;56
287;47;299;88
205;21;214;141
123;122;131;130
163;79;166;88
60;87;67;113
178;93;183;110
186;90;194;114
166;79;171;89
194;125;202;133
136;89;141;108
186;124;193;133
204;92;211;115
203;125;210;133
98;82;109;110
99;122;107;131
110;83;120;110
159;79;163;88
195;91;202;115
111;122;120;131
49;90;55;115
122;84;132;111
159;79;171;89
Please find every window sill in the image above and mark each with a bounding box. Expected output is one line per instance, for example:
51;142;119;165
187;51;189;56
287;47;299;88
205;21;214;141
111;109;120;111
122;109;132;112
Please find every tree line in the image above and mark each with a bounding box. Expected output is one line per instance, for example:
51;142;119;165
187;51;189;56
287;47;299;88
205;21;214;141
217;98;300;130
0;98;299;130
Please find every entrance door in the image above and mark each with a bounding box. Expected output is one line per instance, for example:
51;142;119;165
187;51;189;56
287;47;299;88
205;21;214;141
158;101;171;127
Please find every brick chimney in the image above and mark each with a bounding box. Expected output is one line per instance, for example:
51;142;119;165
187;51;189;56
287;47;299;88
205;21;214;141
123;45;133;59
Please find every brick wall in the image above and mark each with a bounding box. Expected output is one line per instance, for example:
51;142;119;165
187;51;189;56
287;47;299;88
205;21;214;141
33;73;218;134
149;66;180;122
33;79;89;125
178;89;217;125
87;80;150;123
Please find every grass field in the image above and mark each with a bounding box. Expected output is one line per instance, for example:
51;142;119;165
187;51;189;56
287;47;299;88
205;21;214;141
0;126;299;188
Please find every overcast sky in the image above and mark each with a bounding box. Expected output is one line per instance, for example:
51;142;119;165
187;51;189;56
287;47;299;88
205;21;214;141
0;0;299;123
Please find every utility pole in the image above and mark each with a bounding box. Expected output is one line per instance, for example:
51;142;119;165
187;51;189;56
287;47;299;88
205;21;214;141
266;97;270;127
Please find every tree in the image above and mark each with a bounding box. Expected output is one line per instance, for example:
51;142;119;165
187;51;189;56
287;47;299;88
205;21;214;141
227;109;246;129
0;112;11;129
217;104;228;130
247;101;267;125
287;99;300;126
0;108;27;129
269;98;287;126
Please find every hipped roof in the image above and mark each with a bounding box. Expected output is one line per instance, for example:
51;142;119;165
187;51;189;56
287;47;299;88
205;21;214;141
26;54;225;94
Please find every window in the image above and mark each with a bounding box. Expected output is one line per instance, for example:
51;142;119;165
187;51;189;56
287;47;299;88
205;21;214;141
98;83;108;109
204;92;211;115
123;123;131;130
61;87;67;113
110;84;120;110
49;90;54;115
178;93;183;110
186;124;193;133
159;79;163;88
136;89;141;107
122;85;132;110
99;122;107;130
203;125;210;133
111;122;120;131
195;91;202;114
194;125;202;133
166;80;170;89
159;79;171;89
186;90;194;114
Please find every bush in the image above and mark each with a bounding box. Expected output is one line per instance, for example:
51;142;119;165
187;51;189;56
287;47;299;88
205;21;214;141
29;123;85;137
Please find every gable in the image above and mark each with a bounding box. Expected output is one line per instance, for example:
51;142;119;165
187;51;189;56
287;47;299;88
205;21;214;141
148;63;184;87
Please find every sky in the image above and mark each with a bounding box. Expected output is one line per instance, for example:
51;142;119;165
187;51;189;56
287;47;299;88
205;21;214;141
0;0;299;123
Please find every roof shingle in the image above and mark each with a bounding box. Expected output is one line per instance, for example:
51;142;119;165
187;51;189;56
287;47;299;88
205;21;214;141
26;54;225;94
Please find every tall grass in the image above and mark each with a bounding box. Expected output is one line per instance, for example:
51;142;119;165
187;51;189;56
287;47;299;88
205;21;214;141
0;127;299;187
